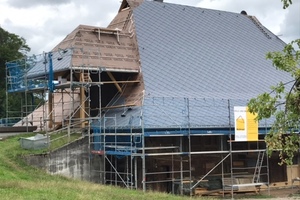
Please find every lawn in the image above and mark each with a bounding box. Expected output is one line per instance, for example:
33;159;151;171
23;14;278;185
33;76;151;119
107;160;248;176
0;134;205;200
0;134;280;200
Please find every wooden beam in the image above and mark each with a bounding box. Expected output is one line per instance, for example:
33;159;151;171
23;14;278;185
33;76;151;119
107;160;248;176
101;80;140;84
107;72;122;93
102;104;135;110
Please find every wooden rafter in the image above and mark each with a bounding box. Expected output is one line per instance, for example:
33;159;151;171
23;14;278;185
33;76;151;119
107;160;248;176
107;72;123;93
101;80;140;84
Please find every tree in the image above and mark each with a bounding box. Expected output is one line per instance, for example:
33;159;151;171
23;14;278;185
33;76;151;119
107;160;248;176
0;27;30;119
282;0;293;8
248;1;300;165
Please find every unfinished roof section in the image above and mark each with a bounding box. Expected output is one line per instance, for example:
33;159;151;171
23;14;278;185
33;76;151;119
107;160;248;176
108;0;143;32
52;24;140;73
118;0;144;13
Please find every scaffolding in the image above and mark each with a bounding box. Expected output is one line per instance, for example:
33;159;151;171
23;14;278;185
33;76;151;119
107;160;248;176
5;55;41;130
5;53;271;197
5;49;93;144
4;41;273;198
90;97;271;197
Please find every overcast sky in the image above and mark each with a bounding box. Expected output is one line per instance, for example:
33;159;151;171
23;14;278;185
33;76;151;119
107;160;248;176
0;0;299;55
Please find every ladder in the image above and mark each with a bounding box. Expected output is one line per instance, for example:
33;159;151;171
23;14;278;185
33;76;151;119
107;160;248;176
80;72;92;83
253;151;265;183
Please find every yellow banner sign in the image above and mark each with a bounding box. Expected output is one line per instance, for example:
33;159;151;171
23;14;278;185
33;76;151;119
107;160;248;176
234;106;258;141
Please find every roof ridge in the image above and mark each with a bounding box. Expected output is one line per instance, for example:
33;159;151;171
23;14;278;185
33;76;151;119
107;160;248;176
248;15;272;39
143;0;247;16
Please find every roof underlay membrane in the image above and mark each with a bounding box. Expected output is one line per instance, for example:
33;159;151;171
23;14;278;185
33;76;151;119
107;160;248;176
53;24;140;72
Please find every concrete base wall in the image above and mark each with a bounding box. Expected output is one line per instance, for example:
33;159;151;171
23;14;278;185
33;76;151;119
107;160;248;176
23;137;102;183
23;135;294;193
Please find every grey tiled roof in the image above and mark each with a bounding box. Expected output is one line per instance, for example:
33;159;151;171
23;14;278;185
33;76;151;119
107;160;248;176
93;1;292;131
133;1;292;100
6;50;73;92
28;49;72;78
109;1;293;130
95;97;281;130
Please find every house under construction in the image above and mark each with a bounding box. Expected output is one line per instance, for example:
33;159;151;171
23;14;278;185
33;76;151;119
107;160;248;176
5;0;298;196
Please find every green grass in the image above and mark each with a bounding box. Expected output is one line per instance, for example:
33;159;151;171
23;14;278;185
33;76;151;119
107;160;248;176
49;131;82;150
1;134;277;200
231;194;274;199
17;131;83;153
0;135;217;200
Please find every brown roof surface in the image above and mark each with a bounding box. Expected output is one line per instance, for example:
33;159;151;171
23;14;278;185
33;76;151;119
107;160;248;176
53;23;140;72
51;1;144;108
127;0;144;8
118;0;144;13
108;7;132;30
122;73;144;106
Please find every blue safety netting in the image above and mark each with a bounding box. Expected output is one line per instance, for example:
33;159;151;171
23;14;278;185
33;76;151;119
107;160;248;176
6;53;54;93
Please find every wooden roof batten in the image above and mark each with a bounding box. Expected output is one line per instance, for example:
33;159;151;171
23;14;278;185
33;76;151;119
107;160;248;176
70;66;140;73
48;0;144;74
93;27;124;46
48;0;144;108
51;23;141;73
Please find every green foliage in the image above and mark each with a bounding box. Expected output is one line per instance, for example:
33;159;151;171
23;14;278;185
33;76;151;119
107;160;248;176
281;0;293;8
248;1;300;166
0;27;30;118
248;38;300;165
